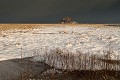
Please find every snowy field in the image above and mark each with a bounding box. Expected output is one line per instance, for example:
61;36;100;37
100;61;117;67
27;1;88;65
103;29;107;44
0;24;120;70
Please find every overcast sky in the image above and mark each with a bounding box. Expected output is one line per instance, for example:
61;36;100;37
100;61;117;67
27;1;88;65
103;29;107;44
0;0;120;23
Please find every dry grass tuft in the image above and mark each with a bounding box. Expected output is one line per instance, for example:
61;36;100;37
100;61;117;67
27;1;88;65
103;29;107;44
34;48;120;71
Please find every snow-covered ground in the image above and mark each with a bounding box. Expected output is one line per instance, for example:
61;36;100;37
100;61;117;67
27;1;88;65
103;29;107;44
0;25;120;70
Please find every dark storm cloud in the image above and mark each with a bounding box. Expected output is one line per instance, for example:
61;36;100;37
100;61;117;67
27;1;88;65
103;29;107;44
0;0;120;23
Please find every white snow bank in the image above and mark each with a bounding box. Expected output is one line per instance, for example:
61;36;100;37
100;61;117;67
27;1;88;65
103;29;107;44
0;25;120;70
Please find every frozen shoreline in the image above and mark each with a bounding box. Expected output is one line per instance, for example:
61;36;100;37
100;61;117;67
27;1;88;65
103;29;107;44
0;25;120;70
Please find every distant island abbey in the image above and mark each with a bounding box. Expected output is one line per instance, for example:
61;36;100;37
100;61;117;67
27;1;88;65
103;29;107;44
59;16;78;24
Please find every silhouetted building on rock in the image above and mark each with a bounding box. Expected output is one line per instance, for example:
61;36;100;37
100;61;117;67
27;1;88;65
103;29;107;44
59;17;78;24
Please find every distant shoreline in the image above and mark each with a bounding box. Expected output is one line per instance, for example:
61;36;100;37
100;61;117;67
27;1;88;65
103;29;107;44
0;24;120;31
